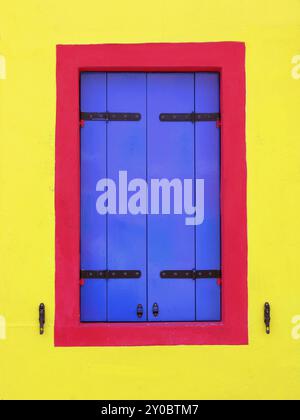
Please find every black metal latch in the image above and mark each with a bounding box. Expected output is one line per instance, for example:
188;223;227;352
159;112;220;123
39;303;45;335
81;112;141;122
160;270;221;279
264;302;271;334
80;270;141;279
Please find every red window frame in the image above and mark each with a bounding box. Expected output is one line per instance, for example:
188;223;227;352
55;42;248;347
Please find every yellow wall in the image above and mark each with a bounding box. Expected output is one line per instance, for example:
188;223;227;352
1;0;300;400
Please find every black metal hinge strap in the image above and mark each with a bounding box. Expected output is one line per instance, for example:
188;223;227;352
160;270;221;279
159;112;220;122
80;270;141;279
81;112;141;121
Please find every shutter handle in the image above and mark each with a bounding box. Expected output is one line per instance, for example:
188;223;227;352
152;303;159;317
137;304;143;319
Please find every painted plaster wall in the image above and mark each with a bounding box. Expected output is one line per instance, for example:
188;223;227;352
0;0;300;400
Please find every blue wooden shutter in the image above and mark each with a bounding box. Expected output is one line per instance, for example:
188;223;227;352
80;72;107;321
195;73;221;321
107;73;147;321
147;73;196;321
80;72;221;323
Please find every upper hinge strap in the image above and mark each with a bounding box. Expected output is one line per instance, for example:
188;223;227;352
159;112;220;123
160;270;221;279
80;270;141;279
81;112;141;122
